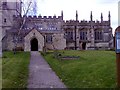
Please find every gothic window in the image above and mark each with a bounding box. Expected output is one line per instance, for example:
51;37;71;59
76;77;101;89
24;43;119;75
66;31;73;41
2;2;7;9
46;34;52;43
80;31;87;40
94;31;102;40
100;32;102;40
47;24;56;30
39;25;43;30
51;25;56;30
51;25;55;30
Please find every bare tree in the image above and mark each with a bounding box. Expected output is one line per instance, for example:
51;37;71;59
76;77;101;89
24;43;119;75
1;0;36;54
13;0;33;54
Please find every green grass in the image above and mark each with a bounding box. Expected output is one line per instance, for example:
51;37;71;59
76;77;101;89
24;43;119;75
42;50;116;88
2;51;30;88
0;57;2;89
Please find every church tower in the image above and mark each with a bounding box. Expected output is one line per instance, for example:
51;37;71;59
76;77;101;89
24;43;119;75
0;0;21;52
0;0;21;37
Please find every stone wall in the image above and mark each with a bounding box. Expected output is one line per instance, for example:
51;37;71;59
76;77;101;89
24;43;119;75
0;1;113;51
52;33;66;50
24;29;44;51
6;33;14;50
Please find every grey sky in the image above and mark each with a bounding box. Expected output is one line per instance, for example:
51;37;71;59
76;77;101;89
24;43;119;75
97;0;118;4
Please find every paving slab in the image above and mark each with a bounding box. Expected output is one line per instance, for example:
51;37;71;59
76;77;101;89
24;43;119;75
27;51;66;88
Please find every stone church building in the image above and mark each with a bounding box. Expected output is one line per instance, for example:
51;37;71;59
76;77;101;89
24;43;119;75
0;1;113;51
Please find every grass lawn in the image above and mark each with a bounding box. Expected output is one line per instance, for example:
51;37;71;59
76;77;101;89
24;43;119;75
2;51;30;88
0;57;2;89
42;50;116;88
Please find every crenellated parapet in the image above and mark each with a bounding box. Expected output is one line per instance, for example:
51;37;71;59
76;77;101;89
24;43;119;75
64;20;79;25
12;10;111;31
13;15;63;21
64;19;110;26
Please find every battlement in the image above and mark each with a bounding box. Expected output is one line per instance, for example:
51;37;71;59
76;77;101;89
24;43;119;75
64;19;110;26
65;20;79;23
81;20;89;23
13;15;63;20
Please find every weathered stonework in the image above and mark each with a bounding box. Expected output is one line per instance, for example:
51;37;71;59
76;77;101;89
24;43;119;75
0;1;114;51
24;29;44;51
52;33;66;50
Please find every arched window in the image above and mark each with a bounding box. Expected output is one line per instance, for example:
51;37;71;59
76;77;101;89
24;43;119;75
46;34;52;43
94;30;102;40
80;31;87;40
66;31;73;41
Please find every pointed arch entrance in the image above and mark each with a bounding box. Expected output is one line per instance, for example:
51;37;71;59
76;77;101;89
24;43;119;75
82;42;86;50
31;38;38;51
24;29;44;51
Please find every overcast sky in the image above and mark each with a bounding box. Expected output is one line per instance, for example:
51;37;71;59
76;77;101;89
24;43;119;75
34;0;119;34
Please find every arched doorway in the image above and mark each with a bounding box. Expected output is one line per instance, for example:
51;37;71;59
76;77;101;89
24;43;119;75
31;38;38;51
82;42;86;50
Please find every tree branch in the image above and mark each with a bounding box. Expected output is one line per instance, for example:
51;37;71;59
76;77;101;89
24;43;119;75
18;1;32;35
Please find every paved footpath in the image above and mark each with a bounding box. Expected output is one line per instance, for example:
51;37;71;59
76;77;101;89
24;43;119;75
27;51;66;88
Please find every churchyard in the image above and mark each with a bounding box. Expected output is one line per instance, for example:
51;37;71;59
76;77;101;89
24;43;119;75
43;50;116;88
2;52;30;88
2;50;116;88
